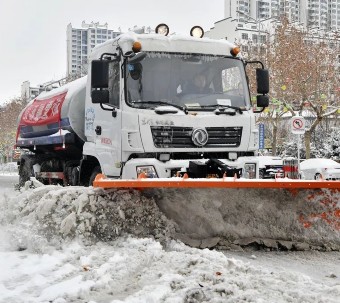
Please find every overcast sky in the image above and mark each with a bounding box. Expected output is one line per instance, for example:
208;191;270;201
0;0;225;104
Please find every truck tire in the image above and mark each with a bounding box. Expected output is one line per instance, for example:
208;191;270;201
89;166;101;186
19;156;34;187
71;167;80;186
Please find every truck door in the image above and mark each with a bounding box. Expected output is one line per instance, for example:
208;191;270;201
93;60;122;177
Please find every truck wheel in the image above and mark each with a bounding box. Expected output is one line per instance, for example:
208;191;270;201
89;166;101;186
71;167;79;186
19;157;34;187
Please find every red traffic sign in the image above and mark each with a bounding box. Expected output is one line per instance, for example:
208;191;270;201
291;116;305;134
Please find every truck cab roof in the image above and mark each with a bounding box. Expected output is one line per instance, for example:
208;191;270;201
90;32;239;60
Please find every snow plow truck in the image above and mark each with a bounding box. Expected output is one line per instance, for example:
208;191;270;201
16;24;340;250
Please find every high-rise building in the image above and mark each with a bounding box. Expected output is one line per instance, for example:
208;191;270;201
223;0;339;31
66;21;121;76
207;1;340;45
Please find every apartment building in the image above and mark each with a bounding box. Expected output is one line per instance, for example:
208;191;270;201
207;1;340;45
21;78;68;102
66;21;121;76
21;81;43;101
223;0;339;31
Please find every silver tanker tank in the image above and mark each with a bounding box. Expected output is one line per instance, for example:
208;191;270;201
17;76;87;144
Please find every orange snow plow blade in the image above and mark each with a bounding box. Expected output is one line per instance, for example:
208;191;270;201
93;174;340;189
94;174;340;250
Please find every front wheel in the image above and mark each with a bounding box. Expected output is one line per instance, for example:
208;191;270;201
89;166;102;186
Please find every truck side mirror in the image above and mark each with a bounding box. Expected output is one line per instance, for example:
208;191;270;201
256;68;269;94
91;60;109;104
91;60;109;89
257;95;269;107
91;90;109;104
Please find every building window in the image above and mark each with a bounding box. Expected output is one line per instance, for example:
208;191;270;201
242;33;249;40
242;45;249;52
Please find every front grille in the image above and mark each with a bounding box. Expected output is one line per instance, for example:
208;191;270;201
151;126;242;148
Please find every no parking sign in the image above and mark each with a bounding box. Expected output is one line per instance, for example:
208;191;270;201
291;116;305;134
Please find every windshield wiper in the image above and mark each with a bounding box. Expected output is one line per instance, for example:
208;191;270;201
189;104;244;115
131;101;188;114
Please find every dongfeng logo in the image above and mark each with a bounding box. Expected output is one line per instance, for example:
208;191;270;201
191;128;209;147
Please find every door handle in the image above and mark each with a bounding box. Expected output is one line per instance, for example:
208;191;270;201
95;125;102;135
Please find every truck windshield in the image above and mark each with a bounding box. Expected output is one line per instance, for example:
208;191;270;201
126;52;250;110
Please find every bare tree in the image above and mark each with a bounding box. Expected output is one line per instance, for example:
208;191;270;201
243;18;340;158
0;98;25;162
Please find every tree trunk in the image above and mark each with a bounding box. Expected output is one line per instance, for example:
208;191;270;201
304;130;311;159
304;115;323;160
272;125;278;156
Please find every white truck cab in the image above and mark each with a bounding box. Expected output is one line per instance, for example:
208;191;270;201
84;26;269;181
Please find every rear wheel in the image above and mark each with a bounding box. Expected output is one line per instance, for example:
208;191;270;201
18;156;34;187
89;166;102;186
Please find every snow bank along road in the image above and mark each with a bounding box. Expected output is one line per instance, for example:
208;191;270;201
0;180;339;303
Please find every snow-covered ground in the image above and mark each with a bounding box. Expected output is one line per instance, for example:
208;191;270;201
0;178;339;303
0;162;18;175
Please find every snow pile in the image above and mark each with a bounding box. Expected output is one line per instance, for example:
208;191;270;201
0;183;340;302
154;186;340;250
0;184;176;252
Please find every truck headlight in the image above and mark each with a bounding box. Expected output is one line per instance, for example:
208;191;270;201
136;166;158;178
229;152;237;160
159;153;170;162
243;163;257;179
